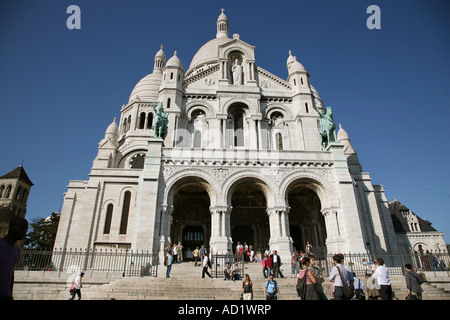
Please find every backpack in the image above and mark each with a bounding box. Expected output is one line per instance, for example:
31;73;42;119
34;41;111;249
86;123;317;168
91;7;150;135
296;269;307;299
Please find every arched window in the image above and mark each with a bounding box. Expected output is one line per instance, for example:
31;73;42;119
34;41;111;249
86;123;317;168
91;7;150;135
276;132;283;150
167;98;171;109
0;185;4;198
192;109;206;148
139;112;146;129
305;103;309;113
5;185;11;198
103;204;114;234
233;112;244;147
147;113;153;129
15;186;22;200
119;191;131;234
194;130;202;148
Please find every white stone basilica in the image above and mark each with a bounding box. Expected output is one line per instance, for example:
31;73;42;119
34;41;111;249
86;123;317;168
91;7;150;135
53;10;446;261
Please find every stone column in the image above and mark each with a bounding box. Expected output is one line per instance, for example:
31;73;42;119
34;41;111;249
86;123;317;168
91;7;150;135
267;207;293;261
209;206;231;254
249;118;257;149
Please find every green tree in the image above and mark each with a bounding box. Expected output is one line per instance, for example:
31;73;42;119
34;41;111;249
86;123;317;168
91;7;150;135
24;212;60;250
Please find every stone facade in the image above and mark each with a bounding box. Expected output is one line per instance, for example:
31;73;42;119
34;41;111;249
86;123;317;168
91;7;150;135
53;10;445;262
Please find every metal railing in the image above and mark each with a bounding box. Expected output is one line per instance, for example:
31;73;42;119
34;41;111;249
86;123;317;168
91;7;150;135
15;248;159;277
211;253;245;279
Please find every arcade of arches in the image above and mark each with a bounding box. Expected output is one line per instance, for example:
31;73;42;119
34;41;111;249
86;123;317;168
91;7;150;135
169;178;327;259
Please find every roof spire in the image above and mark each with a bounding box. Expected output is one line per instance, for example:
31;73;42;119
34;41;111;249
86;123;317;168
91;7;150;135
216;8;229;39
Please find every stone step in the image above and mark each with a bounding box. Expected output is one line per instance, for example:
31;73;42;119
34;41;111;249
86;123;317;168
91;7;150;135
12;262;450;300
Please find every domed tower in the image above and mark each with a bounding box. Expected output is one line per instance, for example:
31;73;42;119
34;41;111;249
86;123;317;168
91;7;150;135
160;50;184;110
92;118;119;169
337;123;362;173
154;44;166;71
216;8;229;39
287;50;310;92
121;46;166;143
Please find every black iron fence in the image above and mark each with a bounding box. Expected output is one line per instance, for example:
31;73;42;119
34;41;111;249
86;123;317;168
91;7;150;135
15;248;159;277
211;253;245;279
15;248;449;278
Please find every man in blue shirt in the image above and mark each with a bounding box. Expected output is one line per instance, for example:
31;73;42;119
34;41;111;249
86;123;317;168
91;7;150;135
166;252;173;278
264;275;279;300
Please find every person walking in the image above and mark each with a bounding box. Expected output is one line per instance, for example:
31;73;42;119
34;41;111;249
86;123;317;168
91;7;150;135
166;252;173;278
70;271;85;300
271;250;284;278
177;242;184;263
297;257;318;300
405;264;424;300
261;253;268;278
352;273;366;300
193;247;200;266
0;217;28;300
172;243;179;264
264;275;279;300
266;253;273;279
372;258;392;300
199;245;206;263
242;274;253;300
328;254;353;300
202;253;212;278
291;254;297;278
309;255;327;300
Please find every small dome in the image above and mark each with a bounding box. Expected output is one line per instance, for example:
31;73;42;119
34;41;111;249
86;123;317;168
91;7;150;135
155;44;166;62
337;123;350;142
129;72;162;102
337;124;356;155
166;51;184;71
287;50;307;73
310;85;323;105
217;8;228;22
105;118;118;136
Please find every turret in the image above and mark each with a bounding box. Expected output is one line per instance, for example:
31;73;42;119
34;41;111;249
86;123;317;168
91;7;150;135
93;118;119;169
287;50;309;90
154;44;166;72
216;8;229;39
337;123;362;173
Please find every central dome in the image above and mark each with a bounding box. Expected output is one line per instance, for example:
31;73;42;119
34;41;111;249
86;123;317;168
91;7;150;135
187;37;232;75
186;9;232;76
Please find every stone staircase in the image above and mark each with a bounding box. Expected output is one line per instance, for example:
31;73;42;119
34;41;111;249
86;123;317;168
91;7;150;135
12;262;450;300
80;261;308;300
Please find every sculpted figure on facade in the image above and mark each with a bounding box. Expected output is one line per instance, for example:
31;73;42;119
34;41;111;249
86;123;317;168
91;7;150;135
315;105;336;150
231;59;242;85
152;101;169;139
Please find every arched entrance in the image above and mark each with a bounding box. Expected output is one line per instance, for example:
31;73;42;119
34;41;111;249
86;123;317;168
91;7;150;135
229;179;270;257
287;182;327;255
171;181;211;260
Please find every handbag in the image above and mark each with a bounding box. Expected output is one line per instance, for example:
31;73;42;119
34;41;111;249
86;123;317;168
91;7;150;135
69;284;75;293
296;269;307;299
337;266;354;299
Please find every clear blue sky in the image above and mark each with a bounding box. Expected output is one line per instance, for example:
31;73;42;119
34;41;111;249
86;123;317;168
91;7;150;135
1;0;449;243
